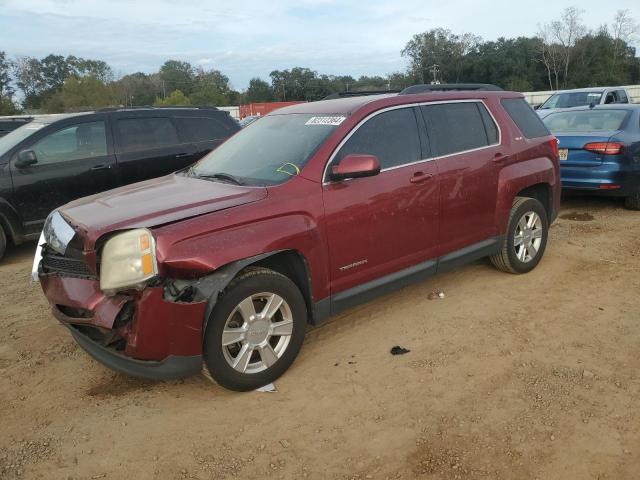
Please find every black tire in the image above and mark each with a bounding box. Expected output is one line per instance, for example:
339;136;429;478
625;192;640;210
203;267;307;391
0;225;6;261
490;196;549;274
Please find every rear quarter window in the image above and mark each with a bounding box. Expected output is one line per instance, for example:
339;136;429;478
173;116;236;142
501;98;550;139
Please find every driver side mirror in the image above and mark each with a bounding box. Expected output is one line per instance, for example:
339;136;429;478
15;150;38;168
330;154;381;181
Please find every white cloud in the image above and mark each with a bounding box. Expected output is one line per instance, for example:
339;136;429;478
1;0;639;89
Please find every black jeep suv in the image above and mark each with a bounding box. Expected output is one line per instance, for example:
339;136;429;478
0;106;239;259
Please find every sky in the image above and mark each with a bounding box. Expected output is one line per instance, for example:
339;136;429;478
1;0;639;90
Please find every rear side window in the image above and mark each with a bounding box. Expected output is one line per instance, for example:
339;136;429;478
116;117;180;153
501;98;550;139
421;102;491;156
173;116;235;142
336;107;421;169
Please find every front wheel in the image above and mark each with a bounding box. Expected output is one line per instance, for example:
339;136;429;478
203;267;307;391
0;224;6;261
491;196;549;274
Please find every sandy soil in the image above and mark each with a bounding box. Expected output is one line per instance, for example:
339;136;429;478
1;195;639;480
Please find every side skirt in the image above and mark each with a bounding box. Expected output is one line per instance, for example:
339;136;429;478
314;236;504;323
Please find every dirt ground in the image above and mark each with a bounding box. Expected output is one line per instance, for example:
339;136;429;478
1;195;639;480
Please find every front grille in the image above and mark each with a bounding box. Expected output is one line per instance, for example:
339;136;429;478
42;252;95;278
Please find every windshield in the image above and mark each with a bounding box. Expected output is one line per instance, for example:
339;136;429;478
0;122;45;155
189;113;343;186
543;110;629;133
540;92;603;109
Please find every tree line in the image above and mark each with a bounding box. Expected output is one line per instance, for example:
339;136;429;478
0;7;638;115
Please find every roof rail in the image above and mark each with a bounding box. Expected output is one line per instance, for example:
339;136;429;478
399;84;503;95
95;105;220;112
322;90;400;100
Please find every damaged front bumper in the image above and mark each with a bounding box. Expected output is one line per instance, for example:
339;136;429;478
40;275;207;380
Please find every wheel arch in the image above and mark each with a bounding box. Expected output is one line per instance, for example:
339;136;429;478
495;156;558;234
515;183;552;220
185;249;323;335
0;199;25;245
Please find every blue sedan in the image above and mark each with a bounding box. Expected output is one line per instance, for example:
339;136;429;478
542;104;640;209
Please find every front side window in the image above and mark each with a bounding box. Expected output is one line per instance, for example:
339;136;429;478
29;121;107;165
190;113;340;186
335;107;421;170
422;102;491;157
116;117;180;153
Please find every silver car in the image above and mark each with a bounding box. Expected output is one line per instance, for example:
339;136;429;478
536;87;632;118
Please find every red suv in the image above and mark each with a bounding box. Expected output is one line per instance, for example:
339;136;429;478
34;85;560;391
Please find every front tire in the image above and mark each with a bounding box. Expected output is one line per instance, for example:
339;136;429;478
491;196;548;274
0;225;6;261
203;267;307;391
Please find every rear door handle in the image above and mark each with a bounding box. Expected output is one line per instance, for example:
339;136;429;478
175;153;191;158
410;172;433;184
91;164;112;171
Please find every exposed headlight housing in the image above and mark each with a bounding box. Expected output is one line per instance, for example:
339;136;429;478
100;229;157;294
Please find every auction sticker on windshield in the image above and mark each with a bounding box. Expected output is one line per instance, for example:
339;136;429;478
305;116;346;126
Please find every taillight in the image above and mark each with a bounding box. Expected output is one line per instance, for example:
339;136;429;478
583;142;624;155
550;137;559;158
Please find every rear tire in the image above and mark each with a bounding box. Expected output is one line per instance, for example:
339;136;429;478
203;267;307;391
0;225;6;261
624;192;640;210
491;196;548;274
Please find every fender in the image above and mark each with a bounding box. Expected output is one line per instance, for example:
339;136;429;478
495;155;557;233
154;203;330;301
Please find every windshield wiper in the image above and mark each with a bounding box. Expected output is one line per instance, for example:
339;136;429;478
196;172;245;186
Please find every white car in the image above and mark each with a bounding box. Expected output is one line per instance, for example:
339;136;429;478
536;87;632;118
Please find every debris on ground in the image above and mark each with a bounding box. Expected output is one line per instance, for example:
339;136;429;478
428;291;445;300
255;382;277;393
390;346;410;356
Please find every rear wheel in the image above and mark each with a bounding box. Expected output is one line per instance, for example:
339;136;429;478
491;196;548;274
203;267;307;391
624;192;640;210
0;225;6;261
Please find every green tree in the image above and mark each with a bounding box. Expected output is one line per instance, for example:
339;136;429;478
159;60;194;97
270;67;319;101
0;96;20;115
190;67;231;105
0;51;14;98
154;89;190;106
245;77;273;103
57;75;114;112
113;72;162;106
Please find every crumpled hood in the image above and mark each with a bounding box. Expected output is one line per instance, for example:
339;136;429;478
59;174;267;247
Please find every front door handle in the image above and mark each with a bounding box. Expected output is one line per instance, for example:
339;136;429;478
410;172;433;184
91;164;112;171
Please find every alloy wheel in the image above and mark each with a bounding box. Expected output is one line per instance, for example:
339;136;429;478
221;292;294;374
513;210;543;263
